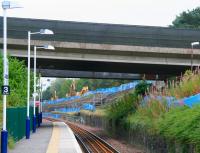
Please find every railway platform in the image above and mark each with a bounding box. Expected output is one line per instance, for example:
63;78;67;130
8;120;82;153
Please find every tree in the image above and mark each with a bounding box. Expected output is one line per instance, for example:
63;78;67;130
171;7;200;29
135;80;151;96
42;78;132;100
0;55;34;107
42;86;52;100
49;78;72;98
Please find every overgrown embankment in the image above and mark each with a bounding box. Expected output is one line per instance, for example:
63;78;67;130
79;70;200;153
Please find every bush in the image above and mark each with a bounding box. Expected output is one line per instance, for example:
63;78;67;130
168;70;200;99
127;98;168;134
0;55;33;106
135;80;151;96
106;93;139;128
158;105;200;145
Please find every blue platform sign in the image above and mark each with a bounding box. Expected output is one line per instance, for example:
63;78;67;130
1;85;10;95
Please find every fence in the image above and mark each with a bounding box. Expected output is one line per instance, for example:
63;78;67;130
7;106;39;141
142;92;200;108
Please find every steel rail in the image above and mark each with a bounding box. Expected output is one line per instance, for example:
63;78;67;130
45;117;120;153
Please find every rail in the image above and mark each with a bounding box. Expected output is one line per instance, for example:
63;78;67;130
45;117;120;153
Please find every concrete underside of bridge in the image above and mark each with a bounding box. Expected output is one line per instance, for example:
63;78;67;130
18;56;189;79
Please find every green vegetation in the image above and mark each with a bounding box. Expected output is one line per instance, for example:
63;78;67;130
106;80;149;126
171;7;200;29
0;55;33;107
106;93;139;126
104;72;200;151
158;106;200;147
134;80;151;96
167;70;200;98
0;55;34;149
127;99;168;134
80;108;106;117
8;137;15;149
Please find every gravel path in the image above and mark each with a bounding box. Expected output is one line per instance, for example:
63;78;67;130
71;122;145;153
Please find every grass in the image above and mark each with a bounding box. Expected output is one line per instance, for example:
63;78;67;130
127;98;168;134
158;105;200;144
104;71;200;150
8;136;15;149
80;108;106;117
167;70;200;99
51;111;80;116
106;92;139;123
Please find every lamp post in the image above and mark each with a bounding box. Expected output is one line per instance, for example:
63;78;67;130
40;83;46;124
26;29;53;138
191;42;199;71
1;1;21;153
32;45;55;133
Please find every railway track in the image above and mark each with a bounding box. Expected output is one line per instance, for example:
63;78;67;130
45;117;120;153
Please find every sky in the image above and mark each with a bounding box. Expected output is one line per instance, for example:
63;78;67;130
2;0;200;89
0;0;200;27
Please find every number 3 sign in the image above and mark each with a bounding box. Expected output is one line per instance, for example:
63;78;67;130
2;85;10;95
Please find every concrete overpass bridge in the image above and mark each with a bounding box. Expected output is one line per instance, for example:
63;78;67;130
1;17;200;79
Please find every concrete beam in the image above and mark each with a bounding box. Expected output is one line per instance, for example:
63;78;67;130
2;38;199;55
37;69;142;79
7;47;200;66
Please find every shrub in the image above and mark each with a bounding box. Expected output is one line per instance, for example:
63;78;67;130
135;80;151;96
106;93;139;125
158;105;200;145
168;70;200;99
127;98;168;134
0;55;33;106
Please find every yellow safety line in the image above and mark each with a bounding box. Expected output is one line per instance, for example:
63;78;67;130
46;122;60;153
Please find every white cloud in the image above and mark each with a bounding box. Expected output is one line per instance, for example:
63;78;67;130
1;0;200;26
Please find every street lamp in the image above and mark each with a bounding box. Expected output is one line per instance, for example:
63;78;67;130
26;29;54;138
1;1;21;153
32;45;55;133
191;42;199;71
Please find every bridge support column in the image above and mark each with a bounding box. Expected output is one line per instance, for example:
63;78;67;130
1;130;8;153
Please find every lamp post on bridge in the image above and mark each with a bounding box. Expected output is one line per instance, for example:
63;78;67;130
1;1;21;153
191;42;199;71
32;45;55;133
26;29;54;138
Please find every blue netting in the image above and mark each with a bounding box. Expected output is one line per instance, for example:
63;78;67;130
181;93;200;107
142;95;179;107
82;103;96;111
142;93;200;108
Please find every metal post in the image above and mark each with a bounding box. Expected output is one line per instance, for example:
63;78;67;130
26;31;31;139
40;82;43;124
32;46;37;133
38;73;41;127
1;7;8;153
191;45;193;71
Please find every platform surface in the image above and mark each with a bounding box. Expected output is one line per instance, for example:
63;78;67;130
8;120;82;153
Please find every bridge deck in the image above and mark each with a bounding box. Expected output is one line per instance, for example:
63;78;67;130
8;120;82;153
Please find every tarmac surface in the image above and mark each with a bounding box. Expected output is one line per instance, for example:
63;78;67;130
8;120;53;153
8;120;82;153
